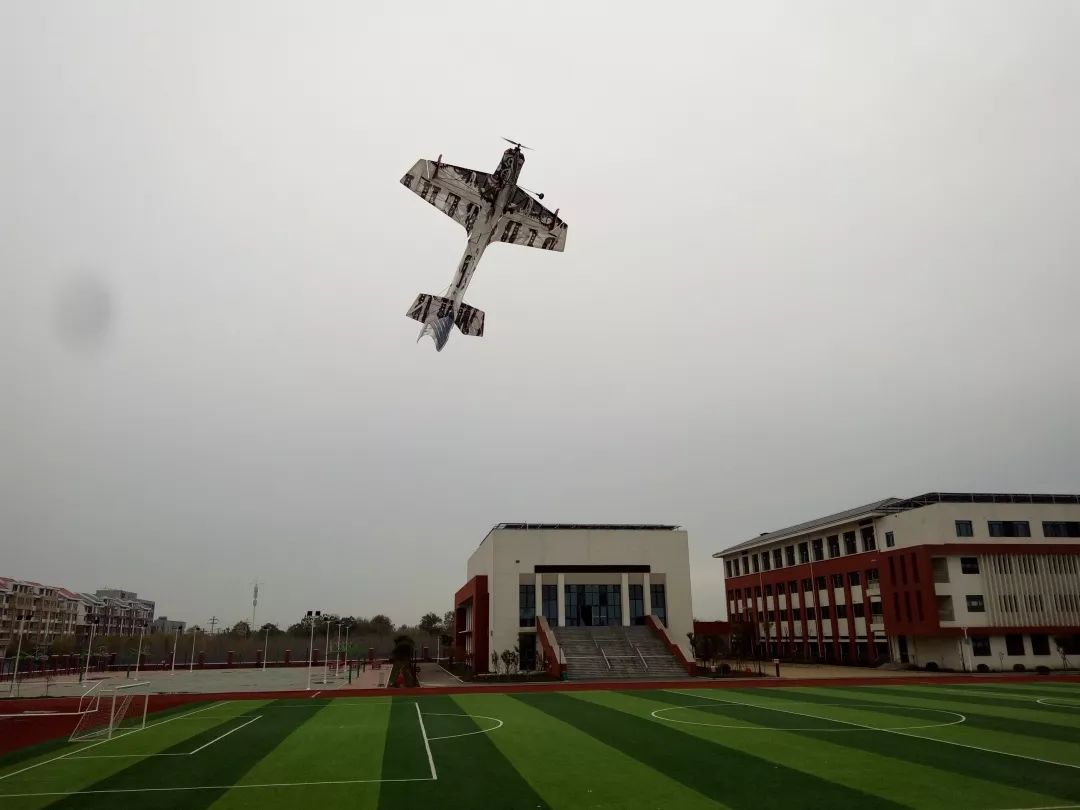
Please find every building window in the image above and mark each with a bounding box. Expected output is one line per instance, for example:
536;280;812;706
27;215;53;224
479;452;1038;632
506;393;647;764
788;579;798;594
831;574;844;588
650;584;667;626
820;605;831;620
1005;634;1025;656
1026;594;1044;612
761;552;771;571
870;600;883;617
836;604;848;619
848;571;861;586
802;578;812;592
988;521;1031;538
971;635;991;657
861;527;876;551
519;584;536;628
955;520;974;538
725;560;733;578
754;586;762;598
853;602;865;618
628;584;645;625
792;608;802;620
773;548;783;569
843;532;857;554
827;535;840;558
799;543;810;564
812;539;824;562
965;595;985;612
741;557;750;575
764;584;773;596
776;582;786;594
885;531;895;548
1044;521;1080;538
806;606;816;620
752;555;760;574
960;557;979;574
815;576;827;590
785;546;796;566
1031;633;1051;656
542;585;558;623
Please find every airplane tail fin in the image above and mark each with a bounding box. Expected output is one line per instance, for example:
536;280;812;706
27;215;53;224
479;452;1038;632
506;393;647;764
406;294;485;351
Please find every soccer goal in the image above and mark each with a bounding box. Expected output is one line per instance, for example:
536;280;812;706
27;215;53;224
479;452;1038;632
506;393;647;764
69;680;150;742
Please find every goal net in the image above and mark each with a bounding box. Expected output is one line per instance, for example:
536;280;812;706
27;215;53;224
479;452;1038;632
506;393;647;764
69;681;150;742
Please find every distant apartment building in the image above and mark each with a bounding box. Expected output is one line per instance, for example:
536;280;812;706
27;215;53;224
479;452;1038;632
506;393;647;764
716;493;1080;671
150;616;186;634
1;579;164;656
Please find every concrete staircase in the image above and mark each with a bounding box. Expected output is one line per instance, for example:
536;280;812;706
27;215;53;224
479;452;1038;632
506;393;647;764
552;625;688;680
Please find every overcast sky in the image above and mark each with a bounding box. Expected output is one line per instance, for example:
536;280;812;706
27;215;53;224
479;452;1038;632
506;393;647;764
2;1;1078;628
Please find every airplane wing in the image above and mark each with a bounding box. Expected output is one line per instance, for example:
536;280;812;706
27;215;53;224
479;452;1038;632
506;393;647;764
492;186;569;251
400;159;495;235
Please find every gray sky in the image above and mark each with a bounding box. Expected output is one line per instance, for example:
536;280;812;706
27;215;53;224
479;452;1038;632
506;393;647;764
3;1;1078;628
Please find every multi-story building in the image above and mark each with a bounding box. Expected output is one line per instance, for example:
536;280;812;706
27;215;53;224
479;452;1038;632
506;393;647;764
1;579;163;656
716;492;1080;670
454;523;694;675
0;578;81;657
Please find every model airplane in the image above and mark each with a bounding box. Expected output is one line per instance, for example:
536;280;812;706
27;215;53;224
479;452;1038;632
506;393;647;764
400;139;568;351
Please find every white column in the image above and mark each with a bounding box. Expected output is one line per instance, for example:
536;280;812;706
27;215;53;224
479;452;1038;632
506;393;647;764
620;573;630;626
643;571;652;616
557;574;566;627
534;572;542;621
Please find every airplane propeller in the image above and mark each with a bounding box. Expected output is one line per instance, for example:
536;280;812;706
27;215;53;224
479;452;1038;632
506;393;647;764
502;137;534;151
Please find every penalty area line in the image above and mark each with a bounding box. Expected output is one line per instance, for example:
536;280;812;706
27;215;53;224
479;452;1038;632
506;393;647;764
415;702;438;781
0;776;437;798
673;691;1080;771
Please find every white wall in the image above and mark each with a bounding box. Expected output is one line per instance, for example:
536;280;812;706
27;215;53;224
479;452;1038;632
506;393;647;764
467;527;693;661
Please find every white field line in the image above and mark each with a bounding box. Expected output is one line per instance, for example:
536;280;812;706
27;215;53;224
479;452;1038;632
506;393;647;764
187;715;261;754
436;663;464;684
651;703;964;732
309;691;321;699
423;712;503;741
1036;697;1080;709
415;702;438;781
0;701;232;783
675;691;1080;771
0;776;436;798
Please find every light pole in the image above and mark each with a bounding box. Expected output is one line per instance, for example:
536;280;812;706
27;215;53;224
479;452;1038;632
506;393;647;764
134;621;146;677
189;628;198;672
306;610;321;690
81;616;99;684
262;625;270;672
171;626;179;673
343;625;350;673
9;611;32;696
323;620;333;685
336;623;342;671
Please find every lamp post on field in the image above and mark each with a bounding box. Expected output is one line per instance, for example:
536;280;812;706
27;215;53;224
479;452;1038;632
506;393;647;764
81;616;99;684
323;621;334;685
134;620;146;677
189;628;198;672
262;625;270;672
306;610;321;690
171;626;180;673
9;611;33;696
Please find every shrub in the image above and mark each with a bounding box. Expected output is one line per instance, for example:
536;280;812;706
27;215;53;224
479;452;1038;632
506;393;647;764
924;661;939;672
719;663;731;675
1012;663;1026;672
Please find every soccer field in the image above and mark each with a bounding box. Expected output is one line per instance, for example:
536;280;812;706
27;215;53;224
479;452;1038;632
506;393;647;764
2;682;1079;809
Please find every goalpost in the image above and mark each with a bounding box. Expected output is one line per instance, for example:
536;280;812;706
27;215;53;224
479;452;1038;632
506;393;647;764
69;680;150;742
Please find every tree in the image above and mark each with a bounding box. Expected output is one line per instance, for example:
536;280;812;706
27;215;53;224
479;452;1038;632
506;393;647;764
418;613;442;635
187;625;204;635
230;621;251;637
391;634;415;662
258;623;281;635
443;610;455;633
370;615;393;635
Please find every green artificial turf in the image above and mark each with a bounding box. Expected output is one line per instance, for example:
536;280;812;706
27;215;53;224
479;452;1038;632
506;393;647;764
0;683;1077;809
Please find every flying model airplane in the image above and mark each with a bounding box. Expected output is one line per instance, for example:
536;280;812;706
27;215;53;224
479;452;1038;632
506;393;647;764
399;139;568;351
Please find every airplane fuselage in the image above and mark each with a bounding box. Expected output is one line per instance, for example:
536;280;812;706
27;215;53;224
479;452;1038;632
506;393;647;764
445;148;525;308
